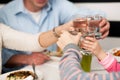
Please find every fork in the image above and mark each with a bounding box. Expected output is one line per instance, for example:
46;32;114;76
32;63;38;80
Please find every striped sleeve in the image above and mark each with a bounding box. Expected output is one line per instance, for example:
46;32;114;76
59;44;120;80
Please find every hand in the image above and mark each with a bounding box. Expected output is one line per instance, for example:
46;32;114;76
99;18;110;39
81;37;107;60
61;21;74;31
56;21;75;35
81;37;102;55
27;52;50;65
57;31;81;50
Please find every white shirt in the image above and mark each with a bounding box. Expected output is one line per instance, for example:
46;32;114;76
25;9;41;23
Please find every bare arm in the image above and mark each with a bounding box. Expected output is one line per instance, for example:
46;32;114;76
4;52;50;68
39;21;74;48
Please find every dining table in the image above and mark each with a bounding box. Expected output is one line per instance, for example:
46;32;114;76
0;37;120;80
0;56;108;80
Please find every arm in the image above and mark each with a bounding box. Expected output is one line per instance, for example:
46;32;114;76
4;52;50;68
81;37;120;72
39;21;74;48
0;23;44;52
60;44;120;80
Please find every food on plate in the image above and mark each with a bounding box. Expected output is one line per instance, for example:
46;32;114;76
6;71;34;80
113;50;120;56
42;49;63;57
47;51;63;57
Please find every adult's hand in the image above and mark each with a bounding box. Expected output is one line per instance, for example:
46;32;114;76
27;52;50;65
99;18;110;39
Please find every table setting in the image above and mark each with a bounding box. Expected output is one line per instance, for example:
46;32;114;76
1;48;120;80
1;13;120;80
0;56;60;80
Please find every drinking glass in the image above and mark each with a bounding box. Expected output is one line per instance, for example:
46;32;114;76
89;14;102;39
80;53;92;72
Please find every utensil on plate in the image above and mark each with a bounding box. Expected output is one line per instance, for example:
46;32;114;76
32;63;38;80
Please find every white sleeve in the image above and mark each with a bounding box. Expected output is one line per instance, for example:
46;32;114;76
0;23;45;52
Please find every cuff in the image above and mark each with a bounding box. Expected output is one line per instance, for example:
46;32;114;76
99;53;115;69
63;43;80;53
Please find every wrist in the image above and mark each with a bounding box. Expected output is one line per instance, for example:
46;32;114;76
53;27;60;38
25;55;32;65
53;25;64;36
96;50;107;61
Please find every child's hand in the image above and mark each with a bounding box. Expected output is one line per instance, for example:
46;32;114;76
81;37;102;56
57;30;81;50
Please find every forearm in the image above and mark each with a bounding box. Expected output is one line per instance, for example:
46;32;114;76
4;54;29;68
95;50;107;61
39;30;58;48
39;25;65;48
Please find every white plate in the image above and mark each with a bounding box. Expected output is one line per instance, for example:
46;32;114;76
107;47;120;62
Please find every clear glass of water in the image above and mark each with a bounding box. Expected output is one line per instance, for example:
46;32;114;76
91;15;102;39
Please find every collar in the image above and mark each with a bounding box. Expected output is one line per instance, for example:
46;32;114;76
14;0;25;15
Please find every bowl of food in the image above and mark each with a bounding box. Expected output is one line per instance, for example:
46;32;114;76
6;70;43;80
107;47;120;62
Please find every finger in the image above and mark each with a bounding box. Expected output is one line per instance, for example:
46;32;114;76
82;40;93;47
69;27;75;31
85;37;96;42
101;30;109;39
99;18;107;27
43;55;50;60
60;31;70;37
100;21;110;33
38;53;50;60
82;46;92;52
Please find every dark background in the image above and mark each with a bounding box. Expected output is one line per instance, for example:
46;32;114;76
0;0;120;3
0;0;120;37
0;0;12;3
69;0;120;3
